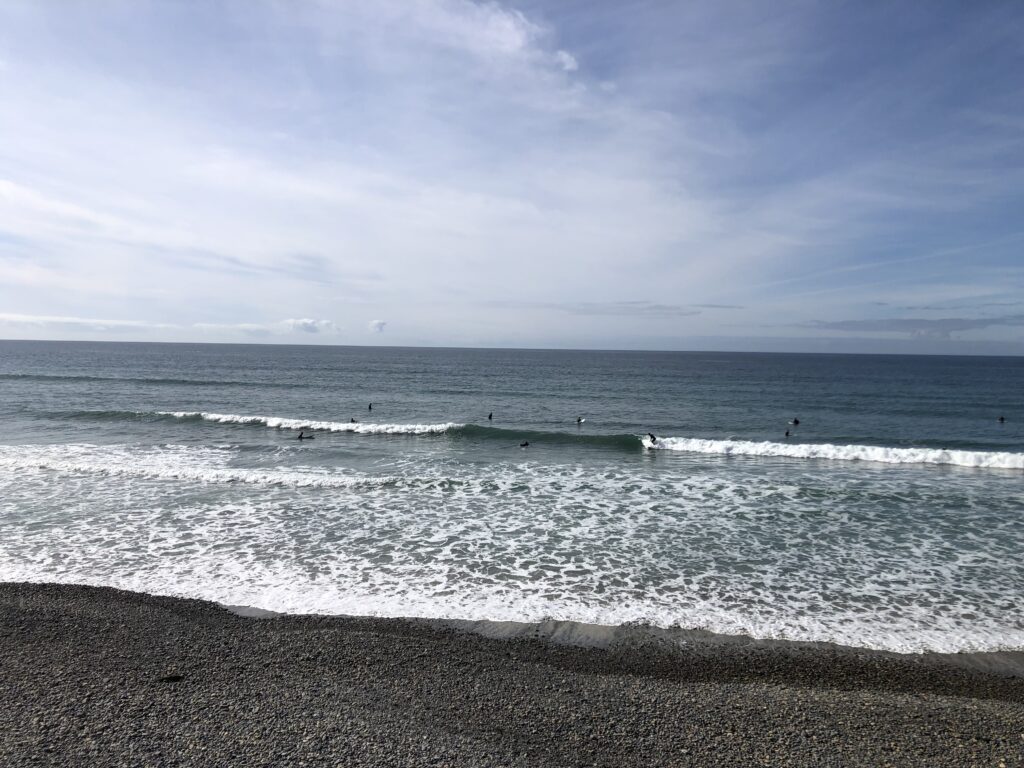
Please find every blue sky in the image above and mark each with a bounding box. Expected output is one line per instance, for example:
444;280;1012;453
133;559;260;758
1;1;1022;353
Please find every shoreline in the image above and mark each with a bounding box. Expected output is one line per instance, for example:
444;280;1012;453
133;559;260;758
15;575;1024;677
2;582;1023;766
231;610;1024;680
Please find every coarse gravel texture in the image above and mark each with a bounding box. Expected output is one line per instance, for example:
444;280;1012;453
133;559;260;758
0;582;1022;767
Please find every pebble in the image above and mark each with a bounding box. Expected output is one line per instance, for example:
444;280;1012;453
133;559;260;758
1;583;1022;767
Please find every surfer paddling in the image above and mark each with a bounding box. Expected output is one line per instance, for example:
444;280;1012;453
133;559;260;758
297;431;314;440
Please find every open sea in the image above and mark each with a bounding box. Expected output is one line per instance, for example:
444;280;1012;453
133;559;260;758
0;340;1021;654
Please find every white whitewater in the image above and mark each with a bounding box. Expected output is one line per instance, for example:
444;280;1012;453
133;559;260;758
158;411;463;435
643;436;1024;470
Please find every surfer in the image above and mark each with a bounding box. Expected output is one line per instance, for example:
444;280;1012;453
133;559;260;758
350;418;357;423
647;433;657;444
791;417;800;426
999;415;1006;423
785;429;790;438
520;441;529;448
488;412;493;421
369;403;372;411
576;416;583;425
297;431;314;440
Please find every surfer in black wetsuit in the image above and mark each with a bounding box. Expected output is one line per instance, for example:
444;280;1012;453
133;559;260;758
576;416;583;425
488;412;493;421
350;418;357;423
999;415;1006;423
368;403;372;411
785;429;791;438
297;431;313;440
647;433;657;444
792;417;800;426
520;441;529;447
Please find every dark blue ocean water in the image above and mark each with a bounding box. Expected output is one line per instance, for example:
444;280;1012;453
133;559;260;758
1;340;1022;652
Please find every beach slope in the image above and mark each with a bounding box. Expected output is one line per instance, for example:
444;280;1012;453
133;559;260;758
1;583;1022;767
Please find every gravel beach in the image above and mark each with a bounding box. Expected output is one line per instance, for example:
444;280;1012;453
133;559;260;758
1;583;1022;767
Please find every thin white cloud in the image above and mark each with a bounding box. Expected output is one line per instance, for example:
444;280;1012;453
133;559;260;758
410;0;539;58
555;50;578;72
191;322;274;337
0;313;342;339
0;2;1020;351
367;319;387;332
282;318;338;334
0;312;174;332
0;178;126;233
806;315;1024;340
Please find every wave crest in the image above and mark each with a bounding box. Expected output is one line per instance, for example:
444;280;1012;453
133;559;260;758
0;445;406;489
158;411;462;435
643;436;1024;470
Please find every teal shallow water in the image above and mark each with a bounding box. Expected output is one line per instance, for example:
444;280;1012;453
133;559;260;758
0;341;1022;652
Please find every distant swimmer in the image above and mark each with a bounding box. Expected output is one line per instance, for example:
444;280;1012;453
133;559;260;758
488;412;493;421
520;441;529;448
785;430;791;438
999;415;1006;423
368;403;372;411
350;418;357;423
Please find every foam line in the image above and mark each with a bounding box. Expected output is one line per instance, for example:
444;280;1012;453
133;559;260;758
642;436;1024;470
158;411;462;435
0;445;400;488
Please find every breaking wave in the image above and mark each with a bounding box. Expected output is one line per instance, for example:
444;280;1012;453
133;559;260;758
49;410;1024;469
643;436;1024;470
0;444;404;489
157;411;462;435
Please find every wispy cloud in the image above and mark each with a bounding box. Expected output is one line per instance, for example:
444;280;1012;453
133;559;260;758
0;313;341;339
486;300;701;318
367;319;387;333
281;318;339;334
0;2;1021;351
561;302;701;318
806;315;1024;340
0;313;176;332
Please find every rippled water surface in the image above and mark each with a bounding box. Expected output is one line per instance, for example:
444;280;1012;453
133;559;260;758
1;341;1021;652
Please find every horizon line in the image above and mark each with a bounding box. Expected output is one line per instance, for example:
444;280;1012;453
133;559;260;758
1;337;1022;359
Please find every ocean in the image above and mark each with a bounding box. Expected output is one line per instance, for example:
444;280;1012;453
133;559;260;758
0;340;1021;654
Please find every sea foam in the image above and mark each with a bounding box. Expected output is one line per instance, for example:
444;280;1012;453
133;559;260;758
2;443;1023;654
643;436;1024;470
158;411;462;435
0;444;399;488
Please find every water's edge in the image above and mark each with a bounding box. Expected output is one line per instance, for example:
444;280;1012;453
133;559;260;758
225;603;1024;679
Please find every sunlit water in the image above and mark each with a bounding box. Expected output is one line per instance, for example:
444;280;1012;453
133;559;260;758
1;341;1021;653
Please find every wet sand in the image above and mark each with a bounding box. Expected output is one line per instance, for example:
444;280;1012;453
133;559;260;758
1;582;1022;767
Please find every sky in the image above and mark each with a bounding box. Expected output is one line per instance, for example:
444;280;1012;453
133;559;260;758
1;1;1023;354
